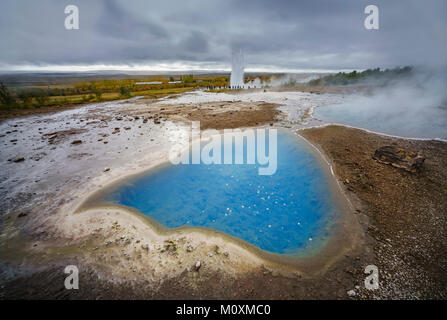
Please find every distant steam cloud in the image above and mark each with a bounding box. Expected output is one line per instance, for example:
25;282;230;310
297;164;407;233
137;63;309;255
316;67;447;139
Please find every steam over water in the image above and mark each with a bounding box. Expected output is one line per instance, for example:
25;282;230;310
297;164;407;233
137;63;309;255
315;69;447;140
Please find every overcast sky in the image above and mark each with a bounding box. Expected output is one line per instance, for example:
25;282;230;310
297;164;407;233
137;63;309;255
0;0;446;72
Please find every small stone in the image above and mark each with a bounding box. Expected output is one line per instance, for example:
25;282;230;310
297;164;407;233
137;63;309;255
71;140;82;145
347;290;356;297
195;261;201;271
104;167;110;172
121;235;126;239
9;157;25;163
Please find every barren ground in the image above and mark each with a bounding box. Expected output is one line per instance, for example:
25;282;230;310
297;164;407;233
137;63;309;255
0;90;446;299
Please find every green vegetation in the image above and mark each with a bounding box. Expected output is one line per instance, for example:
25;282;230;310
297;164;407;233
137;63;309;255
0;82;16;109
0;75;231;111
119;86;132;98
308;66;413;86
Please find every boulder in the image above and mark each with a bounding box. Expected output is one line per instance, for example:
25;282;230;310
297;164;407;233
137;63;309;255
373;145;425;173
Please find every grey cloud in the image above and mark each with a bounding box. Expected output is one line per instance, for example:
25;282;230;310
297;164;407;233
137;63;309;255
0;0;446;70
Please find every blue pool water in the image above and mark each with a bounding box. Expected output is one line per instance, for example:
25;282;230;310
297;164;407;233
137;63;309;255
106;130;341;255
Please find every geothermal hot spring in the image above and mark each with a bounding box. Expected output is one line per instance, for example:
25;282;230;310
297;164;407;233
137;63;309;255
230;49;244;88
314;72;447;140
101;130;344;256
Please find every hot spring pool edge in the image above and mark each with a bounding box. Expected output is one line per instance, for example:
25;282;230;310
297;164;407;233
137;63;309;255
74;127;364;273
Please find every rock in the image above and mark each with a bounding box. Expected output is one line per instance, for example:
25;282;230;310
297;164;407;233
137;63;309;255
17;212;28;218
347;290;356;297
104;167;110;172
71;140;82;145
347;290;355;297
373;145;425;173
186;244;194;252
162;240;178;254
195;261;201;271
121;235;126;239
9;157;25;163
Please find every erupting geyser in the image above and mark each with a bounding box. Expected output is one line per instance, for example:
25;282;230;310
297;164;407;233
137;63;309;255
230;49;244;89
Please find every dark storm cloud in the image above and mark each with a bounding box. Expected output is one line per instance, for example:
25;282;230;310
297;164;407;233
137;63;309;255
0;0;446;70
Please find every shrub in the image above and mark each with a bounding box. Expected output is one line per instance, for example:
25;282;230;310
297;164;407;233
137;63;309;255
119;86;132;97
94;89;103;100
0;82;16;108
34;94;50;107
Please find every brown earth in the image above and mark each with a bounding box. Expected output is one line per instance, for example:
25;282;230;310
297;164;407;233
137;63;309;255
1;114;446;300
121;100;283;130
0;103;92;123
301;125;447;299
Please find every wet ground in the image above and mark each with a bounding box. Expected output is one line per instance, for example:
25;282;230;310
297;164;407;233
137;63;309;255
0;89;446;299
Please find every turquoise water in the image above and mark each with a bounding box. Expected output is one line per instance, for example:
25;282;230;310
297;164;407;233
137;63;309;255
106;130;341;255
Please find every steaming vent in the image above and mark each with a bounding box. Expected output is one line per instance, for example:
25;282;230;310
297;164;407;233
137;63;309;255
230;49;244;89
